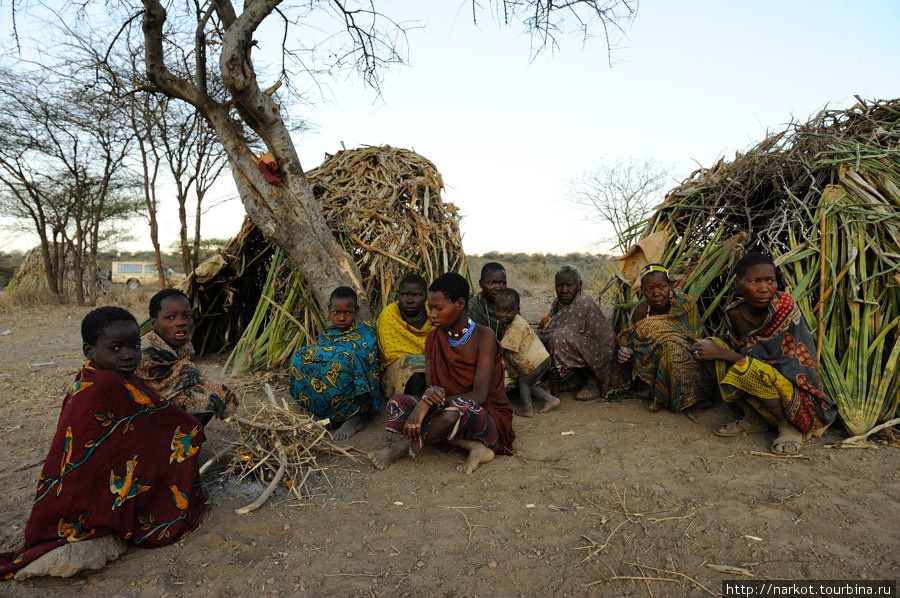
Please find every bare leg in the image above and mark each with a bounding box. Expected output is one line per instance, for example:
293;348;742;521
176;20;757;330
369;410;460;470
426;410;461;442
332;414;365;440
715;398;770;436
575;370;602;401
515;378;535;418
519;357;557;413
532;385;560;413
450;438;495;475
368;443;409;470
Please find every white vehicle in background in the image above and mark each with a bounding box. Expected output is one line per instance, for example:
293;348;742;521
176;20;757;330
111;261;183;289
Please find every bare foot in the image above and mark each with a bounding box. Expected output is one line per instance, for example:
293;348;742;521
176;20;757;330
331;415;364;440
368;444;408;470
515;406;535;418
539;395;561;413
452;439;495;475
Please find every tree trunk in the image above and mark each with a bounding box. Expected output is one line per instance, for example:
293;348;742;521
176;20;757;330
143;0;372;318
178;191;191;275
36;235;59;296
192;189;204;273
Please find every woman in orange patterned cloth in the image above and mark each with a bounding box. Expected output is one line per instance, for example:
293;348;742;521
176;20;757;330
692;252;836;455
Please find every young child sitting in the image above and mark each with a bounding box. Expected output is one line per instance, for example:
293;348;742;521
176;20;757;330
137;289;239;425
1;307;208;581
289;286;381;440
494;288;560;416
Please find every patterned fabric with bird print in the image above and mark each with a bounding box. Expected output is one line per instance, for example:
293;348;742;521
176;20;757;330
0;361;209;580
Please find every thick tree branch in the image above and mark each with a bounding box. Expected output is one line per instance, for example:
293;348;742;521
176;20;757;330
143;0;207;108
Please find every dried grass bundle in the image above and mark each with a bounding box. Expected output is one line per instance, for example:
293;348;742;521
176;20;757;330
185;145;467;373
613;97;900;436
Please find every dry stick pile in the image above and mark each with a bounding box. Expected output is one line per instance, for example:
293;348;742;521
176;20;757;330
222;384;363;514
613;98;900;436
185;145;467;374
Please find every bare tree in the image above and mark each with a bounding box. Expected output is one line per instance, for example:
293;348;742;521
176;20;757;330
570;157;670;250
10;0;638;314
56;24;227;284
139;0;638;318
0;65;140;303
158;99;229;275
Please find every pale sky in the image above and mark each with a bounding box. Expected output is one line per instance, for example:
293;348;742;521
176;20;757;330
1;1;898;256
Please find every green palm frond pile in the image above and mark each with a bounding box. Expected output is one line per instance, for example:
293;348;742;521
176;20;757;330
185;145;467;374
613;98;900;435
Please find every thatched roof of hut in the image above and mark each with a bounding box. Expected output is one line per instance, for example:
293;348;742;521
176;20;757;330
186;145;467;374
8;244;101;298
614;98;900;435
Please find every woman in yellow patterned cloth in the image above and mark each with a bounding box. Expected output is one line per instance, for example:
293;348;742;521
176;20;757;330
376;274;434;398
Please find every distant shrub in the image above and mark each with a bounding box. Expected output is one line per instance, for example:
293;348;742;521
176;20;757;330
522;267;550;283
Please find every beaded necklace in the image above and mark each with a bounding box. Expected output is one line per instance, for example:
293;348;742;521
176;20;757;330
447;319;474;347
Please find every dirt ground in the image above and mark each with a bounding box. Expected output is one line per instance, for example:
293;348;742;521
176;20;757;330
1;283;898;598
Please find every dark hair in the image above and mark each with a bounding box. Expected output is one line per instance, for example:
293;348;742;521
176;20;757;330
734;251;781;289
398;273;427;293
479;261;505;281
429;272;469;308
149;288;189;318
735;252;776;279
495;288;520;309
329;286;358;308
81;306;137;345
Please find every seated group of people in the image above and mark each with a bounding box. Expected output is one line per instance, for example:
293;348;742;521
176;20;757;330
289;263;639;474
617;253;836;456
288;253;836;470
2;251;837;581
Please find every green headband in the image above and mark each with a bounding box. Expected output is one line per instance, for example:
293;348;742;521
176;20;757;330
639;264;669;279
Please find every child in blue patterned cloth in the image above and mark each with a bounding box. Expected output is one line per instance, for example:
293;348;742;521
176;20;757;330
289;286;381;440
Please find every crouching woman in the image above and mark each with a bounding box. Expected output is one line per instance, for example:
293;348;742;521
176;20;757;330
692;253;836;455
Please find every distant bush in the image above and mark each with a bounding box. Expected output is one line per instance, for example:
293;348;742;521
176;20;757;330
522;267;550;282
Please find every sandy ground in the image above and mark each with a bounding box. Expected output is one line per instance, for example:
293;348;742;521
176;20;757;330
0;293;898;598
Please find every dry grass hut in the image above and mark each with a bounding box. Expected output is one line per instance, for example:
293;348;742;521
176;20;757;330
186;145;467;374
613;98;900;436
7;244;102;301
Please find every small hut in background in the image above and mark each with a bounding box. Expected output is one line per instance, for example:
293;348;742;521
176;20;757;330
7;244;102;300
185;145;467;374
613;98;900;435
